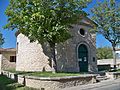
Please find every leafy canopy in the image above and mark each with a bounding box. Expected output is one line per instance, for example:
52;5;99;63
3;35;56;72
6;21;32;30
97;47;113;60
5;0;91;44
0;32;4;47
91;0;120;48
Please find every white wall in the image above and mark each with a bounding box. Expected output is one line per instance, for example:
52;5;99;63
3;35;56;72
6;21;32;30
116;51;120;59
1;52;16;70
16;34;52;72
0;54;2;74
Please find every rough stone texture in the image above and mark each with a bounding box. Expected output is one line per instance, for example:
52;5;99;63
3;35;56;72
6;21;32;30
106;72;120;79
2;70;9;76
8;72;17;80
18;75;25;85
21;75;96;90
2;70;96;90
0;51;16;70
56;24;97;73
16;18;98;73
16;34;52;72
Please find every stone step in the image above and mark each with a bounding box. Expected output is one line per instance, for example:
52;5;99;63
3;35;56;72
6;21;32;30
96;76;110;82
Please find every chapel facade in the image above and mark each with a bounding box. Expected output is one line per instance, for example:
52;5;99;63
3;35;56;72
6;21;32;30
16;17;98;73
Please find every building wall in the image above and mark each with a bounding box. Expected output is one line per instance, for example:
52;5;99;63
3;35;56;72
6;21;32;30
97;59;120;69
1;51;16;70
56;24;97;73
16;24;98;72
115;51;120;59
115;44;120;59
16;34;52;71
0;54;2;74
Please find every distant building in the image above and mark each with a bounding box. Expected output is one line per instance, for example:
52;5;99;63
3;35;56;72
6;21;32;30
97;44;120;71
0;48;16;71
97;59;120;67
115;44;120;59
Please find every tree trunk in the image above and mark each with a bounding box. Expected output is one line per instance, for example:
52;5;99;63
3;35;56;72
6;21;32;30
49;42;57;73
112;46;116;71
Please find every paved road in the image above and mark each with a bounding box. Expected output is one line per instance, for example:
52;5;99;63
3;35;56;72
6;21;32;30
62;79;120;90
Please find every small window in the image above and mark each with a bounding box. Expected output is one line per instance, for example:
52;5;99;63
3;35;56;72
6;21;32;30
10;56;16;62
79;28;85;36
93;57;96;62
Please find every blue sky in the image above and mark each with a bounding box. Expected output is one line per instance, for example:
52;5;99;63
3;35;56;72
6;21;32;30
0;0;111;48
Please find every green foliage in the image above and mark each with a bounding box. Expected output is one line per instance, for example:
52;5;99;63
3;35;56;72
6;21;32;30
5;69;81;77
97;47;113;60
0;32;4;47
91;0;120;48
91;0;120;70
4;0;91;44
5;0;91;72
0;75;33;90
18;72;81;77
4;69;81;77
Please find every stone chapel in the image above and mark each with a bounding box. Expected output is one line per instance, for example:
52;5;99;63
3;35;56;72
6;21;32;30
16;17;98;73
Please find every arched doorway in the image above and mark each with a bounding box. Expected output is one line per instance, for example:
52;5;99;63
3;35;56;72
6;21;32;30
78;44;88;72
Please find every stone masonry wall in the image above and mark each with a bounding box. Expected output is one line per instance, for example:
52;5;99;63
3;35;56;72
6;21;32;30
56;24;98;73
16;34;52;72
24;75;96;90
16;23;98;72
1;70;97;90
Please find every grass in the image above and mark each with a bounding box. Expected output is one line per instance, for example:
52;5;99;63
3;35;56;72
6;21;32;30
21;72;81;77
0;75;36;90
0;70;82;89
116;69;120;72
107;68;120;72
5;69;81;77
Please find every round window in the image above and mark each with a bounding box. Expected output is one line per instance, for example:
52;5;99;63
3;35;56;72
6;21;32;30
79;28;85;36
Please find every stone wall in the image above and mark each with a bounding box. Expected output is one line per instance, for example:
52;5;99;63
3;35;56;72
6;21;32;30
16;23;98;73
1;70;97;90
16;34;52;72
56;24;97;73
106;72;120;79
24;75;96;90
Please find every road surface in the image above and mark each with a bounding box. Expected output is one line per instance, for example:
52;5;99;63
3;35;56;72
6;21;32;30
62;79;120;90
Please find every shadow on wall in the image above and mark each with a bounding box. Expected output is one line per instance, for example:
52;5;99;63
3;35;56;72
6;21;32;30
41;43;52;68
41;42;67;72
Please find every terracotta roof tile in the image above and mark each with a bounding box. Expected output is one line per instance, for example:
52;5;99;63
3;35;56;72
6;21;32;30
0;48;16;52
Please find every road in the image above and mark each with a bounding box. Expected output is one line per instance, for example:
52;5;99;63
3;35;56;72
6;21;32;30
62;79;120;90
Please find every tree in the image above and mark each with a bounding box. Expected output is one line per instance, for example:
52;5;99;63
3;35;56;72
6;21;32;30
0;32;4;47
91;0;120;70
97;47;113;60
4;0;91;72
